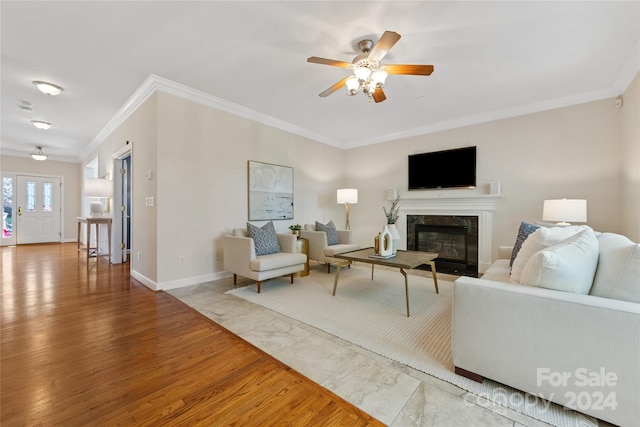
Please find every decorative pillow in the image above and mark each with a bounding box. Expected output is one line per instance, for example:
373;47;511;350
316;220;339;246
510;222;540;267
519;229;599;294
511;225;590;283
590;233;640;303
247;221;281;256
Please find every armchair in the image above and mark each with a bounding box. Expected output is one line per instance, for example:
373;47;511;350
223;228;307;293
300;223;360;272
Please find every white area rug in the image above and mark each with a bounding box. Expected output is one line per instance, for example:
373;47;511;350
226;265;597;427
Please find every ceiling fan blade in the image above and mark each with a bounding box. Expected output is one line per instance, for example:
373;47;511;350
307;56;352;68
319;76;350;97
372;87;386;103
384;64;434;76
368;31;401;62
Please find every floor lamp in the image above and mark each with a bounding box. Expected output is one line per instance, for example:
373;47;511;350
337;189;358;230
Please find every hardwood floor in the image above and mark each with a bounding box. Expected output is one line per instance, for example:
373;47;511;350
1;243;384;426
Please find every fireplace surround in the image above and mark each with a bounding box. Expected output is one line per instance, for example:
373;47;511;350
395;195;501;274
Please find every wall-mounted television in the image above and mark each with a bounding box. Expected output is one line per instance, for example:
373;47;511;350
408;146;476;190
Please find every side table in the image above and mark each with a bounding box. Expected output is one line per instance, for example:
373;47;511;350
295;237;309;277
77;217;112;263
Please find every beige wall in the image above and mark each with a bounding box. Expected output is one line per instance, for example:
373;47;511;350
82;94;158;283
0;155;81;242
155;92;344;287
3;72;637;288
345;93;630;255
621;73;640;241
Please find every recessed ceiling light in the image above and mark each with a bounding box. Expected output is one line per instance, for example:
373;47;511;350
31;120;52;130
32;81;64;96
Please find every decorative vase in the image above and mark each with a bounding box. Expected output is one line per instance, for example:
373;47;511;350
388;223;401;256
379;225;393;256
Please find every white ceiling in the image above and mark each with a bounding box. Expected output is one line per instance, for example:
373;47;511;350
2;1;639;163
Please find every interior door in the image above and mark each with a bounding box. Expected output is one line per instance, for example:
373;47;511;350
121;155;131;262
16;175;61;244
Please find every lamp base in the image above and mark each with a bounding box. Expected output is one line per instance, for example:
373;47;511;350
90;201;104;216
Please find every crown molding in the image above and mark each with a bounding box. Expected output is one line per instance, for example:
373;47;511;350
79;56;640;160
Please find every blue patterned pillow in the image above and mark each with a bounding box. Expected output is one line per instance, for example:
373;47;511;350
247;221;281;256
316;220;339;246
510;222;540;266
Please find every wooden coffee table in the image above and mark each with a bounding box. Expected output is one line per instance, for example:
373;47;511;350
333;248;439;317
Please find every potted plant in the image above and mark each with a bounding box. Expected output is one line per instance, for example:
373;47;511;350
289;224;302;237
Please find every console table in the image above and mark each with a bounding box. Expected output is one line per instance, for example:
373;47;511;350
77;217;112;263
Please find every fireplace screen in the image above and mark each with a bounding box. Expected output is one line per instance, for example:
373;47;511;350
415;224;468;263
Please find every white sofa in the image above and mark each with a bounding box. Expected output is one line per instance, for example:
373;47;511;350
452;229;640;427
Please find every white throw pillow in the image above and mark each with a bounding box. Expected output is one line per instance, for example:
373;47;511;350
519;229;599;294
510;225;590;283
590;233;640;303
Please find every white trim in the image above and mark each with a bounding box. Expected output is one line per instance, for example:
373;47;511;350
156;271;230;291
131;269;157;291
78;64;640;160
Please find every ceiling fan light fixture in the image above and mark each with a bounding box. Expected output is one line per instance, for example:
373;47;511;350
353;66;372;81
31;120;52;130
345;76;360;95
31;146;48;161
33;81;64;96
372;69;388;87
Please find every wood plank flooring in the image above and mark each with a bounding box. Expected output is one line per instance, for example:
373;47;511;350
1;243;384;426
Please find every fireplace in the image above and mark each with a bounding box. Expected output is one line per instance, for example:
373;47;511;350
407;215;478;277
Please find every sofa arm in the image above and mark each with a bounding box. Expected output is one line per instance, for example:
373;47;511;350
223;235;256;278
452;276;640;427
337;229;352;244
277;233;297;253
497;245;513;260
300;230;328;262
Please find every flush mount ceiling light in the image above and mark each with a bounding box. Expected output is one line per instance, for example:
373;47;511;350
32;80;64;96
31;120;52;130
31;146;48;161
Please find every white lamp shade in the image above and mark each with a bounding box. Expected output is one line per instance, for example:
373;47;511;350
85;179;112;198
337;188;358;204
542;199;587;223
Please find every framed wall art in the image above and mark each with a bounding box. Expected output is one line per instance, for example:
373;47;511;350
248;161;293;220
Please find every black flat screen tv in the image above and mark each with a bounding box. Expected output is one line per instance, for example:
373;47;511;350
408;146;476;190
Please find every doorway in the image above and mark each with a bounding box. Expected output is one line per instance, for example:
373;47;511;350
2;173;62;245
112;143;132;264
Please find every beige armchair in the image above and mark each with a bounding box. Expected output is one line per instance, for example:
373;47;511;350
300;223;360;272
223;228;307;293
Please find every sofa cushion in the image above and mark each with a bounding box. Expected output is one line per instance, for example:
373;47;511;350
510;222;540;267
590;233;640;303
250;252;306;272
519;229;599;294
247;221;281;256
316;220;339;245
324;243;360;257
511;225;590;283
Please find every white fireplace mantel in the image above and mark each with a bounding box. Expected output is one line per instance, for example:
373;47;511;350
397;195;501;273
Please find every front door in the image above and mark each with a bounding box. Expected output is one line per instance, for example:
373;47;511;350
16;175;61;244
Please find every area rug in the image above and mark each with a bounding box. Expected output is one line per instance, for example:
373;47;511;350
225;265;597;427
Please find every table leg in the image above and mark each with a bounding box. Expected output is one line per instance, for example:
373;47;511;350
332;260;350;296
400;268;410;317
87;222;92;261
107;222;112;264
371;264;374;280
427;261;439;294
77;221;81;256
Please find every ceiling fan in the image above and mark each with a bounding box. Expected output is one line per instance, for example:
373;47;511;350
307;31;434;103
